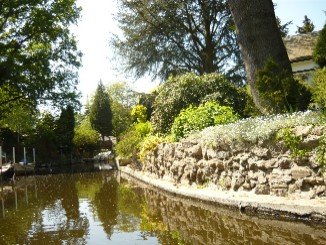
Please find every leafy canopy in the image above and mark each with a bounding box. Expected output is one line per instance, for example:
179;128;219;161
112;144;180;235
112;0;244;84
106;81;138;137
0;0;82;114
151;73;247;134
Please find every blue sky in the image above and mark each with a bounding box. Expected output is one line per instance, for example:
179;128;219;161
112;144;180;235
274;0;325;34
72;0;325;105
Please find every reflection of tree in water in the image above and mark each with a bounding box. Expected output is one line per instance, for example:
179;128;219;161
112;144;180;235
0;174;91;244
139;195;191;245
117;180;191;245
27;174;89;243
116;183;144;232
93;175;119;239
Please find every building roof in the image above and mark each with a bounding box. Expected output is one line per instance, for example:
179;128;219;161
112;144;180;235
283;32;319;62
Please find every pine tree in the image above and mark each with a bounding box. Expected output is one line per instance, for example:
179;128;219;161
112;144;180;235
89;81;113;141
297;15;315;34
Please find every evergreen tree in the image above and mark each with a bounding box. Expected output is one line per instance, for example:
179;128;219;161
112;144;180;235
313;23;326;68
56;105;75;154
89;81;113;141
297;15;315;34
112;0;245;85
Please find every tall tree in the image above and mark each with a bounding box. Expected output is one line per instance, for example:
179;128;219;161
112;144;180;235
297;15;315;34
112;0;245;84
0;0;82;113
55;105;75;154
89;81;113;141
228;0;293;110
106;81;138;137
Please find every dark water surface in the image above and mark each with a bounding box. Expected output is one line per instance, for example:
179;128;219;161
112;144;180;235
0;167;325;244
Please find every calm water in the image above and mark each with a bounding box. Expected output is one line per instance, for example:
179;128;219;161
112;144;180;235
0;167;325;245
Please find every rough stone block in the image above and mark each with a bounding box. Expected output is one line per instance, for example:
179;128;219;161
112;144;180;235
270;188;287;197
277;157;291;169
257;172;267;184
265;159;278;169
231;172;245;191
291;166;312;180
311;126;324;136
216;150;231;160
252;147;271;159
315;185;326;196
301;135;320;149
303;176;324;185
294;125;313;137
206;148;217;160
255;184;270;195
185;144;202;158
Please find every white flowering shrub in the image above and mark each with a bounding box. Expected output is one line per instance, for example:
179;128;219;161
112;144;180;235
186;111;325;148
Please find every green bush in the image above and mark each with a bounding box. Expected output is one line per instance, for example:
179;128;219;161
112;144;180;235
115;128;141;159
139;135;167;161
171;102;239;140
255;59;311;114
316;129;326;171
313;24;326;68
311;68;326;110
131;105;147;123
115;121;152;159
276;128;308;158
151;73;248;134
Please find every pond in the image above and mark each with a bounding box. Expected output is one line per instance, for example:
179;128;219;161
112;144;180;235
0;166;325;244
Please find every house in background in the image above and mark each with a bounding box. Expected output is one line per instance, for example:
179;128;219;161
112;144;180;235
283;32;319;79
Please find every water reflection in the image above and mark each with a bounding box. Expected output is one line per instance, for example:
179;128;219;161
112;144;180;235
0;169;325;244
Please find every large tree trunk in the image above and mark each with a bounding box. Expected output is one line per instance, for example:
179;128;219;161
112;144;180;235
228;0;292;110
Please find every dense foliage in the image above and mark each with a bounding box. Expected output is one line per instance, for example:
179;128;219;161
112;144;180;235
115;121;152;159
311;68;326;110
138;92;156;121
89;81;113;140
55;105;75;154
171;102;239;140
313;24;326;68
112;0;244;83
0;0;82;115
30;113;58;163
131;105;147;123
106;82;137;137
255;59;311;114
73;116;100;158
187;111;325;147
151;73;248;134
296;15;315;34
115;106;152;159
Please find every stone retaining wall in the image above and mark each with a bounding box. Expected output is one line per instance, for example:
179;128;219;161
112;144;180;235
142;126;326;199
137;186;326;245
